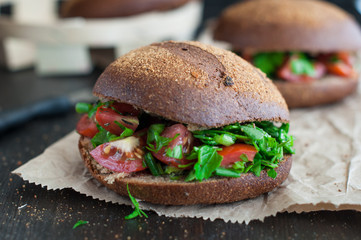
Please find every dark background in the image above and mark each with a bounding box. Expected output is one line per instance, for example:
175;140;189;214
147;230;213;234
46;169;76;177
1;0;361;239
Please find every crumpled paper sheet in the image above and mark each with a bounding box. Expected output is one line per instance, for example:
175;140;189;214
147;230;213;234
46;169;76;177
12;84;361;224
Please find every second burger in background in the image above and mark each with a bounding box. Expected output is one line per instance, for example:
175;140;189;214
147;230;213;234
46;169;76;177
60;0;195;18
214;0;361;108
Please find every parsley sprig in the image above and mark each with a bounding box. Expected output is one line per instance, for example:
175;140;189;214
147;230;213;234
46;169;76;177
125;184;148;220
72;220;89;229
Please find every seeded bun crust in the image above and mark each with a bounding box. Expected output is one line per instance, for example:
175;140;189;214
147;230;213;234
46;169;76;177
60;0;194;18
79;136;292;205
93;41;289;129
214;0;361;52
275;75;359;108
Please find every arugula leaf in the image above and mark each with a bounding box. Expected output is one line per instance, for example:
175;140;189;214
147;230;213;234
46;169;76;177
193;145;223;181
267;168;277;179
213;134;236;146
124;184;148;220
253;52;285;76
185;169;196;182
165;145;183;159
72;220;89;229
192;129;249;146
290;53;315;76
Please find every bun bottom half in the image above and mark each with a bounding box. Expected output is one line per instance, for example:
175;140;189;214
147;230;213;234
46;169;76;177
79;136;292;205
274;75;359;108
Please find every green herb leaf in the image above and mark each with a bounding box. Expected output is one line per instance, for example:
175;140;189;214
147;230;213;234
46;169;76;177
192;128;249;146
164;166;184;180
143;152;163;176
193;145;223;181
165;145;183;159
250;157;262;177
75;103;92;114
253;52;285;76
146;125;179;153
267;168;277;179
215;167;241;178
290;53;315;76
146;124;165;145
125;184;148;220
213;134;236;146
114;121;134;139
72;220;89;229
185;169;196;182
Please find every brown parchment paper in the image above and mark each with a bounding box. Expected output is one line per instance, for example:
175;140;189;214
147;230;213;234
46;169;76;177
12;85;361;224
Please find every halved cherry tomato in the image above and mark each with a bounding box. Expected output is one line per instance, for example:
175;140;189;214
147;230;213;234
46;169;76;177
277;60;326;82
95;106;139;135
151;124;195;168
318;52;356;78
90;135;147;173
326;62;357;78
218;144;258;167
111;102;140;116
76;114;98;138
335;52;353;66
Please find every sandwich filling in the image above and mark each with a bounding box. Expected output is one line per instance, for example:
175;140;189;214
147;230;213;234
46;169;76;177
76;101;294;181
240;51;357;82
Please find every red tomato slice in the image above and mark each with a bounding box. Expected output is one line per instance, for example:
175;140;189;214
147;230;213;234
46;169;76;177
151;124;195;168
326;62;356;78
90;136;147;173
76;114;98;138
335;52;353;66
95;106;139;135
218;144;258;167
111;102;140;116
277;60;326;83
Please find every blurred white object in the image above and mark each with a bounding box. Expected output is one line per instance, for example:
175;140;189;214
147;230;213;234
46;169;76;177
0;0;204;75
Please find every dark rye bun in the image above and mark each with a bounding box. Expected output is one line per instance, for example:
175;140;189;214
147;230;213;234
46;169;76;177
275;75;359;108
60;0;194;18
214;0;361;52
93;41;289;129
79;136;293;205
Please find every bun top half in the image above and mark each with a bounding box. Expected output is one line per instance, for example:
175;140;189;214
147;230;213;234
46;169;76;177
93;41;289;129
61;0;193;18
214;0;361;52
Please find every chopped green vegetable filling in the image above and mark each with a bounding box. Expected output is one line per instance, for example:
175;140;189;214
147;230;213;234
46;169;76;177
290;53;316;76
253;52;285;76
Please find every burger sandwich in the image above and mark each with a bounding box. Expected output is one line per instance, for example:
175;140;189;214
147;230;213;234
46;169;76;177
214;0;361;108
75;41;295;205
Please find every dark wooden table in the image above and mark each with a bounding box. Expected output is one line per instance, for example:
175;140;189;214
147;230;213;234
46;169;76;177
1;0;361;239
